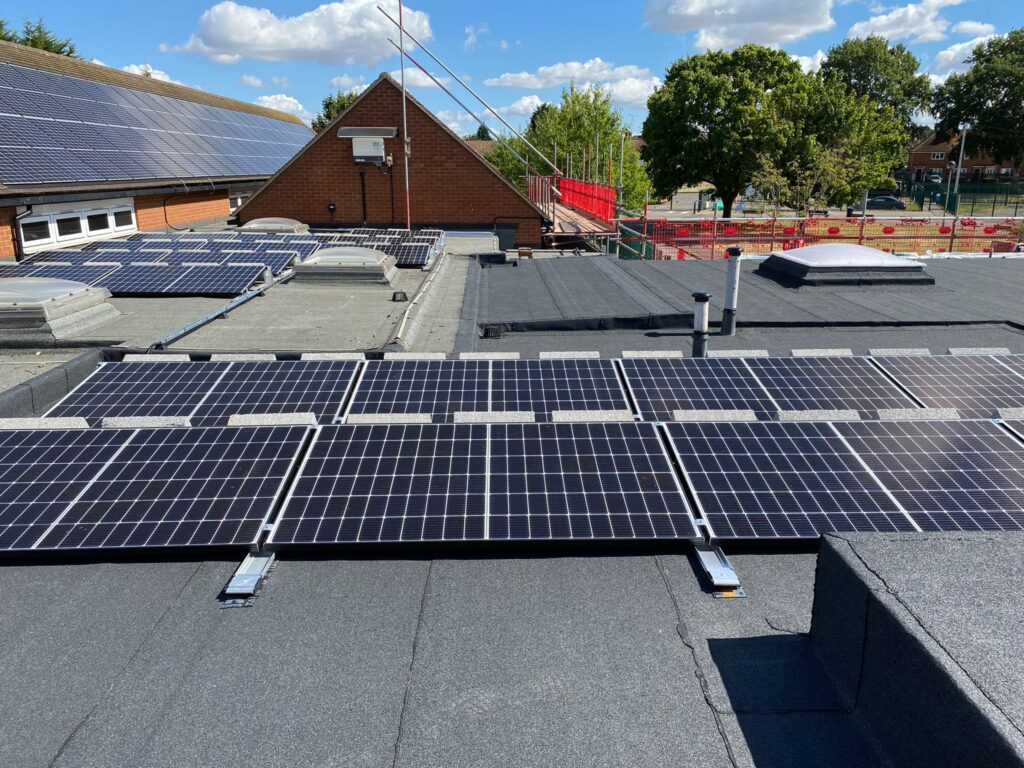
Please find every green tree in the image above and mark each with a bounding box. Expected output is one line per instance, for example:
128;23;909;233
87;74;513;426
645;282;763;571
933;29;1024;167
0;19;17;43
820;36;930;133
464;124;492;141
752;75;906;214
17;17;77;57
483;83;651;210
311;89;362;134
643;45;803;218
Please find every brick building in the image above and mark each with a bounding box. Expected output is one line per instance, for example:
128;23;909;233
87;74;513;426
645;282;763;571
0;40;311;259
237;74;548;246
909;133;1018;183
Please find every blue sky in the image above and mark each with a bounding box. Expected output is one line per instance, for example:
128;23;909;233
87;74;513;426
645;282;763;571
9;0;1024;132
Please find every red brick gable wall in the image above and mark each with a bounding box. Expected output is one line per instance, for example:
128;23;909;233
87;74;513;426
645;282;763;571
0;207;15;259
238;78;544;245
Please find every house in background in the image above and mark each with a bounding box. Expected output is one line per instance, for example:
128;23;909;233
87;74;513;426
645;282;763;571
236;73;549;247
0;40;311;258
909;133;1019;183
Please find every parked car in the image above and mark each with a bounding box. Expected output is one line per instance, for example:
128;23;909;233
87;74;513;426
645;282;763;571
866;195;906;211
927;174;943;184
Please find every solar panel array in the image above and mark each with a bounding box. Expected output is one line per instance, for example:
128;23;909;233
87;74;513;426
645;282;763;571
49;360;360;426
313;227;446;267
344;359;631;422
269;422;700;545
872;355;1024;418
0;61;311;186
0;425;309;551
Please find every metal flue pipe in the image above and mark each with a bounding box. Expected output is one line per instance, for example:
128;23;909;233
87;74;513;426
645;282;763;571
722;246;742;335
692;292;711;358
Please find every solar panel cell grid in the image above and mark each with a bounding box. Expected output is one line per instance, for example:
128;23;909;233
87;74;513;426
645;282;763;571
271;423;488;544
620;357;777;421
0;428;133;551
489;422;699;540
37;425;309;549
666;421;914;539
833;420;1024;532
345;360;490;422
47;361;230;425
490;359;631;420
190;360;359;426
744;356;918;417
872;355;1024;418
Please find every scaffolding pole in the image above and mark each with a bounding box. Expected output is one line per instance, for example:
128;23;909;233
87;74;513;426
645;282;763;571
397;0;411;229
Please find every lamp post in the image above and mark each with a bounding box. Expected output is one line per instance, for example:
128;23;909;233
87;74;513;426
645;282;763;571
944;160;956;223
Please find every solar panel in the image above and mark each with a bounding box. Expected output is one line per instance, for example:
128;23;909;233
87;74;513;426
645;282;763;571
21;250;95;265
26;264;121;282
995;355;1024;379
833;420;1024;532
0;428;133;550
344;360;490;422
0;61;310;187
872;355;1024;418
190;360;360;426
744;356;918;417
665;421;914;539
390;243;432;267
47;361;230;424
270;423;488;544
489;422;699;540
95;264;195;295
620;357;777;421
490;359;631;420
161;264;264;296
37;425;309;550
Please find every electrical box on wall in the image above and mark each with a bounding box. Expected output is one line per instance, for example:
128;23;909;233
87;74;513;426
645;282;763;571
352;137;386;164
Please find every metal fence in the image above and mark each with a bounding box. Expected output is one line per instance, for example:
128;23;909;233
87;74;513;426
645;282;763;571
616;216;1024;260
910;183;1024;217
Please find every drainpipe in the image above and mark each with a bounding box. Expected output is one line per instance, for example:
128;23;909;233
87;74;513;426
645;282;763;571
692;292;711;358
722;246;742;335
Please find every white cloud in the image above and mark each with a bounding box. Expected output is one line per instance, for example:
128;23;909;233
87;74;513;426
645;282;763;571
388;67;449;88
90;58;107;66
484;58;653;88
930;34;996;77
952;20;995;36
644;0;834;49
436;109;478;134
498;95;545;116
464;23;488;50
271;75;290;88
793;49;827;72
255;93;313;123
166;0;432;65
121;64;184;85
329;73;365;89
601;76;661;107
499;39;510;51
848;0;964;43
239;74;263;87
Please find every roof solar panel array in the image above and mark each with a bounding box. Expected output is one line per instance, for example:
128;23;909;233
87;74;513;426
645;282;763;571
0;61;310;186
872;355;1024;418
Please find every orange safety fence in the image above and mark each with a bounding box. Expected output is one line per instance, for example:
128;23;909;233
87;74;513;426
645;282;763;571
538;177;616;225
618;216;1024;260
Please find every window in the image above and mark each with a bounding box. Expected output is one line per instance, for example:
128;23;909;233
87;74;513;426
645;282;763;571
112;209;134;229
931;152;945;160
55;215;83;239
86;212;110;233
20;219;52;244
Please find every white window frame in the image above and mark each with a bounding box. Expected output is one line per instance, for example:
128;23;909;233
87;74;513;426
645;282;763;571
931;152;945;160
17;215;56;249
111;207;136;231
17;197;138;254
53;212;86;243
83;209;113;236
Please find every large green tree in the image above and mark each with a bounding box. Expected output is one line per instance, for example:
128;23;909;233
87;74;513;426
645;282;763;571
820;36;930;133
484;84;651;210
642;45;804;218
311;89;362;134
0;17;77;56
933;29;1024;167
752;75;906;214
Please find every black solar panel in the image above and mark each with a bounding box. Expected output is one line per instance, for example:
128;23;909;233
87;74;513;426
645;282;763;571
620;357;777;421
37;426;309;550
665;421;914;539
21;250;96;265
95;264;194;295
833;420;1024;532
270;423;488;544
344;360;490;422
0;428;133;550
161;264;264;296
47;361;229;425
26;264;121;282
490;359;630;420
0;61;310;186
872;355;1024;418
996;355;1024;379
390;243;432;267
489;422;699;540
744;356;918;417
190;361;360;426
